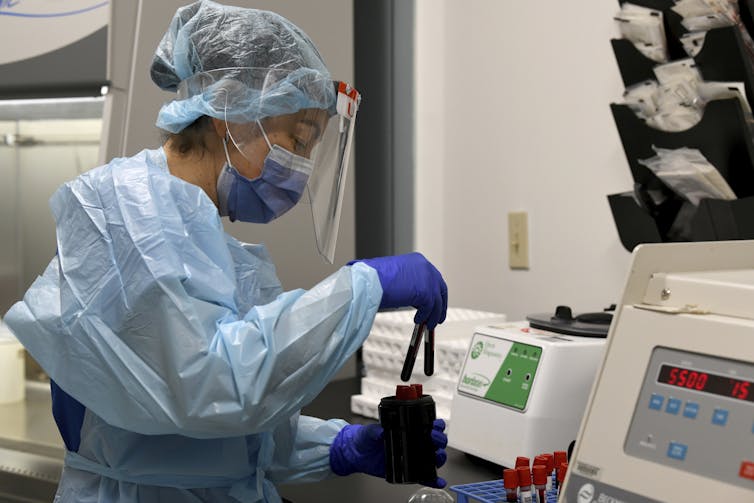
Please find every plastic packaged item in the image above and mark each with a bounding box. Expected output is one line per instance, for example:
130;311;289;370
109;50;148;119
639;146;736;205
672;0;736;18
407;487;454;503
623;60;709;131
680;31;707;57
624;80;659;119
697;81;752;114
652;58;701;87
646;108;703;131
379;384;438;484
682;13;734;31
615;3;668;62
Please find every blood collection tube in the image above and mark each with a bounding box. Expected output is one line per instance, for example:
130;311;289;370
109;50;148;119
534;455;548;471
395;384;418;400
412;383;423;396
424;328;435;376
532;465;547;503
516;466;534;503
557;462;568;496
553;451;568;488
515;456;530;469
401;323;425;381
543;454;554;490
503;468;518;502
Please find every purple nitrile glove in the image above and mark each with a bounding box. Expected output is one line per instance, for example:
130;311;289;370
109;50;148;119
349;252;448;329
329;419;448;488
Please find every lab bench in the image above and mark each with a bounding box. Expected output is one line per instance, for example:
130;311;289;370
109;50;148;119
280;377;502;503
0;379;501;503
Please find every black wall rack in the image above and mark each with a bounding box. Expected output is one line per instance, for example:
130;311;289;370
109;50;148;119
609;0;754;251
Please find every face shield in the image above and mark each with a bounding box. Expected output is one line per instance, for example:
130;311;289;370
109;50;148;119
305;82;360;263
176;68;361;263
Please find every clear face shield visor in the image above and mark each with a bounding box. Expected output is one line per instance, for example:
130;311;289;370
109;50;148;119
177;69;361;263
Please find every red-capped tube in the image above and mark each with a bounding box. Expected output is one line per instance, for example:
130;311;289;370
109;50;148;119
557;461;569;498
534;455;548;470
532;464;547;485
516;466;534;503
516;466;532;486
543;453;555;489
503;468;518;502
557;461;568;484
553;451;568;488
515;456;530;468
395;385;418;400
553;451;568;469
544;453;555;474
412;383;423;396
533;464;547;503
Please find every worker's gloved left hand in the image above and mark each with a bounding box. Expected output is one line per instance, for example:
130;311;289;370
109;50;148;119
329;419;448;488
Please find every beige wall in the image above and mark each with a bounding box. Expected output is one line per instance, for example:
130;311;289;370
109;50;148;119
415;0;636;321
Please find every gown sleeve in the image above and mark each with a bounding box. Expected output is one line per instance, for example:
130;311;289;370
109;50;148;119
3;155;382;439
267;413;348;484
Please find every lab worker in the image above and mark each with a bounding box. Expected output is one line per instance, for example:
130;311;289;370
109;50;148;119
2;2;448;502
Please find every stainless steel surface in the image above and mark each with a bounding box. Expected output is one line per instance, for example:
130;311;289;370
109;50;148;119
0;448;61;502
0;97;103;121
0;382;63;502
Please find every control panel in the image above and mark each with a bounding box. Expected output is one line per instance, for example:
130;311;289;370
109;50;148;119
456;332;542;411
625;346;754;489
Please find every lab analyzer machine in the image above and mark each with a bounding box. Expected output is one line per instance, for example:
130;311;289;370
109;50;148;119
562;240;754;502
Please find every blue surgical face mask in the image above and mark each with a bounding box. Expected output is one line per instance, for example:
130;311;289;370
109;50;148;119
217;122;313;223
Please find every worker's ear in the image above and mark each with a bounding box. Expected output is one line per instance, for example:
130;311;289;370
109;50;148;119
210;118;227;139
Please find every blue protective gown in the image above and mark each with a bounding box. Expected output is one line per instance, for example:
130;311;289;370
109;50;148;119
3;148;382;502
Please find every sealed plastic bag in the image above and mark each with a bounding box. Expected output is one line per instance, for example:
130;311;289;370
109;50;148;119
638;146;736;205
615;3;668;62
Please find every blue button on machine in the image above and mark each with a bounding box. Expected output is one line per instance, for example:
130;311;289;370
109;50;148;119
683;402;699;419
649;393;664;410
712;408;729;426
666;398;681;415
667;442;688;461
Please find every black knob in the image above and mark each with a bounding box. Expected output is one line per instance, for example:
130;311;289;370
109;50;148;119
553;305;573;321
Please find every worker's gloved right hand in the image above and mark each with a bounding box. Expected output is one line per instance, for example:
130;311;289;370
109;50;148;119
349;252;448;329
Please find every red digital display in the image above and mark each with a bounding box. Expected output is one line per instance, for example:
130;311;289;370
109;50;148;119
657;364;753;402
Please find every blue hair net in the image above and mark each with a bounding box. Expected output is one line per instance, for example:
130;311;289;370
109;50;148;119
151;0;336;133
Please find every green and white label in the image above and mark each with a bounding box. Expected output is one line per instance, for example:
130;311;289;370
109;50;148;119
458;333;542;410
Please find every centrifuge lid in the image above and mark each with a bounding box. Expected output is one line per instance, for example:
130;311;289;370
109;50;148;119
526;305;611;338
